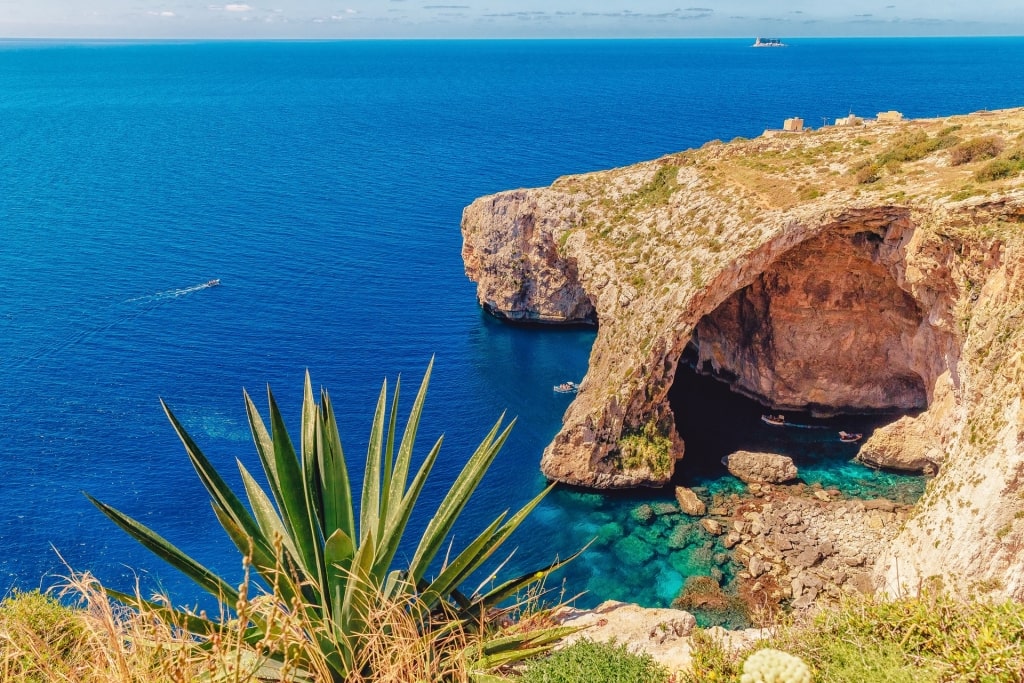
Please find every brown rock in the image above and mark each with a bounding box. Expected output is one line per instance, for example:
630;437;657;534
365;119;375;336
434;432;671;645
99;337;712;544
724;451;799;484
792;547;822;569
701;518;724;535
863;498;897;512
675;486;707;516
857;415;942;473
464;108;1024;599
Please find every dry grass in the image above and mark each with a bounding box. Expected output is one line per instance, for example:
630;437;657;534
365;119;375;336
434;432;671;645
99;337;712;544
0;569;486;683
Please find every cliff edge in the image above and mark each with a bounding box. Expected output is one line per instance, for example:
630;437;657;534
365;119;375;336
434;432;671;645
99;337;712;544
462;108;1024;600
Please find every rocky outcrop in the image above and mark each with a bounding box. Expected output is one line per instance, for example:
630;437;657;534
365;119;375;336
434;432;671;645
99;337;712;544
724;451;799;484
856;415;942;473
551;600;764;674
461;190;596;325
462;107;1024;599
675;486;707;516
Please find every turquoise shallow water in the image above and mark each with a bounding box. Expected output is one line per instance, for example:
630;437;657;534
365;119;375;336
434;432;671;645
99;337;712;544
0;38;1016;613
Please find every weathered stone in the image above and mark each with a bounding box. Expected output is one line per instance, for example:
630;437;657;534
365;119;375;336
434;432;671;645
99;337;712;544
748;555;766;579
675;486;707;516
792;547;822;569
701;518;724;535
464;108;1024;599
723;531;741;549
724;451;799;484
551;600;698;672
863;498;897;513
848;572;876;594
843;554;866;567
857;415;943;473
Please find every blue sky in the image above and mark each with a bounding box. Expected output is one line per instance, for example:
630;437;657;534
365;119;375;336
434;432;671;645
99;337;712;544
1;1;1021;38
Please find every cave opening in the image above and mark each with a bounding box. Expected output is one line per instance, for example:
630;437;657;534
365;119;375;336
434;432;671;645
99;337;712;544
667;348;917;496
667;228;945;499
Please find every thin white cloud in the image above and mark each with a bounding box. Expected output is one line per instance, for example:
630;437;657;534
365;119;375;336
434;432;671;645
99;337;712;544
147;10;176;16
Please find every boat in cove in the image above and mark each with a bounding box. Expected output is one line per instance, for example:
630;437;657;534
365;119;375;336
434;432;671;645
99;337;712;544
761;413;786;426
554;381;579;394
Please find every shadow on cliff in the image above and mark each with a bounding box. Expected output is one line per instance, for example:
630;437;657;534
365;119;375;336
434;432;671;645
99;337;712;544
668;350;917;490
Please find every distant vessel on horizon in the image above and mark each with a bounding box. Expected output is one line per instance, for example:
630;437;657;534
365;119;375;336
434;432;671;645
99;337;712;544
752;37;787;48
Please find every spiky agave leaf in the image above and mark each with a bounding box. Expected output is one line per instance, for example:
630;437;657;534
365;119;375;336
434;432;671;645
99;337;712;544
87;361;581;680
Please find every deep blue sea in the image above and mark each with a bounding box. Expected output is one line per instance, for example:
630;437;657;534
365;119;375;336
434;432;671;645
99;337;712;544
2;38;1023;620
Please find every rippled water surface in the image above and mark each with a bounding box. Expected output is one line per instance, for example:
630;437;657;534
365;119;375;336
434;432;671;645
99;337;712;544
1;38;1020;610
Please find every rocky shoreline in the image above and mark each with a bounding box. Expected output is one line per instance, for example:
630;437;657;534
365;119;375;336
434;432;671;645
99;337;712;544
549;481;912;672
462;107;1024;600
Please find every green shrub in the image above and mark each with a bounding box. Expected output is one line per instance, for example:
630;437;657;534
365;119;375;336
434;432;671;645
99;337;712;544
680;629;746;682
950;136;1004;165
616;420;674;477
975;156;1023;182
631;164;679;208
878;129;959;166
0;590;89;681
684;592;1024;683
518;639;668;683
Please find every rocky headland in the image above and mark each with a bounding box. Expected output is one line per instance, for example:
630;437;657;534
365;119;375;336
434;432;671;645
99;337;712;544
462;107;1024;603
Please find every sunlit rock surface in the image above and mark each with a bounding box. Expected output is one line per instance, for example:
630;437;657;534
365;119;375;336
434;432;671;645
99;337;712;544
462;107;1024;600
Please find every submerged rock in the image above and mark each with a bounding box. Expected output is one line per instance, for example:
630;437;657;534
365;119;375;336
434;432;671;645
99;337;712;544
675;486;707;516
724;451;799;484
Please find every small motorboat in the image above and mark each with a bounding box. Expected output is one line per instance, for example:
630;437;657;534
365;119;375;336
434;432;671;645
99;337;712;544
206;279;221;287
839;431;863;443
761;414;786;426
554;381;578;394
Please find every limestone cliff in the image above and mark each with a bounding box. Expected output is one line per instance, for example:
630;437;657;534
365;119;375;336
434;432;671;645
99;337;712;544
462;108;1024;600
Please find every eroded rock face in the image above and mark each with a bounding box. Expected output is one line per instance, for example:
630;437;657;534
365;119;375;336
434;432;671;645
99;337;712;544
461;108;1024;598
461;190;596;325
725;451;799;484
692;227;948;414
856;414;942;473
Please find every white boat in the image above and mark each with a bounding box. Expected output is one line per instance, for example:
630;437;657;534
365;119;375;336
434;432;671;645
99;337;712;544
839;431;863;443
206;279;221;287
761;414;786;426
554;381;578;394
752;37;787;48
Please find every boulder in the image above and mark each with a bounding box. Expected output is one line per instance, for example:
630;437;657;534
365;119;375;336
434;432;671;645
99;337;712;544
551;600;698;672
856;415;941;474
675;486;707;516
724;450;798;484
701;518;724;535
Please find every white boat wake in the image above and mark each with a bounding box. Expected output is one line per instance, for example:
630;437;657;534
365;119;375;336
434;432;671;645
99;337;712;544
125;279;220;303
6;280;221;370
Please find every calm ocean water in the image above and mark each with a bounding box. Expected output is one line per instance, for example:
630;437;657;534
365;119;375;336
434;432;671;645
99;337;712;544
2;38;1023;615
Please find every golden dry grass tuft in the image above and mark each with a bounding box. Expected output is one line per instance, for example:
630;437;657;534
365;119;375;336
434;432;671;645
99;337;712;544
0;569;491;683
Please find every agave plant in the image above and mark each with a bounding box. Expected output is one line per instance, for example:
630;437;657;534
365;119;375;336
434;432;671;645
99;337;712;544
86;359;580;680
